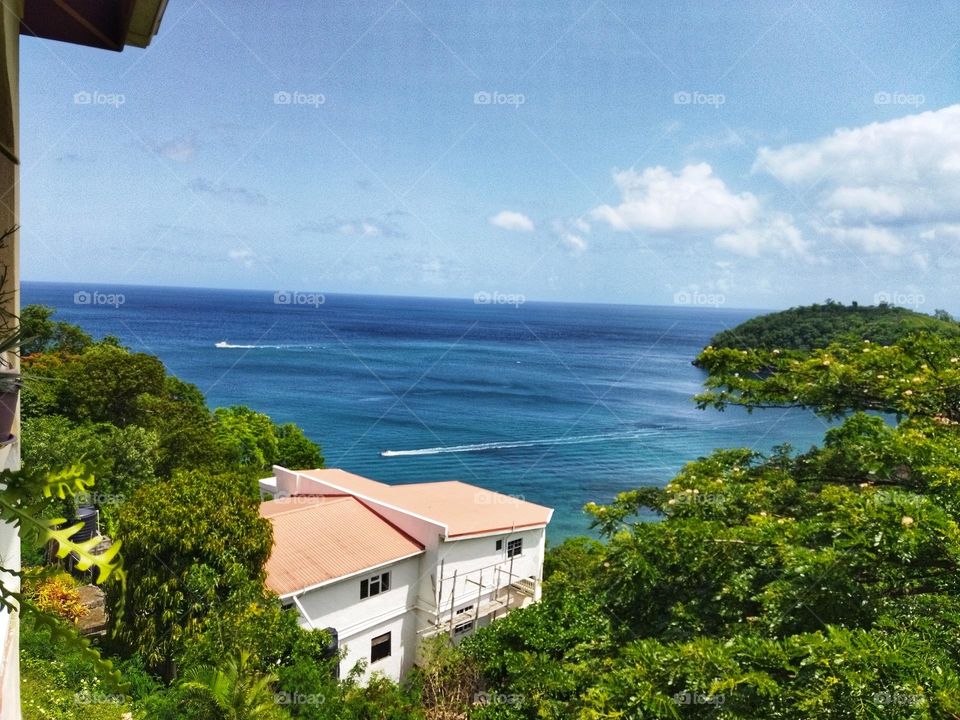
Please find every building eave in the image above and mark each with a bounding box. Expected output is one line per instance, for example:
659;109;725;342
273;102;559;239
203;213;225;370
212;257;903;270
445;522;550;541
276;549;426;601
20;0;168;51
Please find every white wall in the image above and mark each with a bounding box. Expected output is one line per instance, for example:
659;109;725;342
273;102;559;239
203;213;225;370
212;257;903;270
296;555;421;635
294;555;423;682
436;527;546;608
336;611;419;683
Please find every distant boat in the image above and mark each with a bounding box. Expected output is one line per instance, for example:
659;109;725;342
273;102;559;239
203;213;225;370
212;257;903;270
215;340;230;348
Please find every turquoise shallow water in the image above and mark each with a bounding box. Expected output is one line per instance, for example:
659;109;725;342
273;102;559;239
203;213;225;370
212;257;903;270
23;282;831;540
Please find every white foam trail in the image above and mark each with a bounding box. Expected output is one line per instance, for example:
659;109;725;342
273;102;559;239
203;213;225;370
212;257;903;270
380;429;662;457
215;343;322;350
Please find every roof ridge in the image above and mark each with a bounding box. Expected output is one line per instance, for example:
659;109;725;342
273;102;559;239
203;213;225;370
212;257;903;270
350;498;425;550
262;495;353;518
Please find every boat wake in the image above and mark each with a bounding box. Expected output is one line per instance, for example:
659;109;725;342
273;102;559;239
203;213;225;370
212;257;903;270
380;429;663;457
215;342;321;350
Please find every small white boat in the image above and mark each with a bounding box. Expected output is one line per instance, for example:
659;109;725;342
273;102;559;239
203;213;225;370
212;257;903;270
215;340;230;348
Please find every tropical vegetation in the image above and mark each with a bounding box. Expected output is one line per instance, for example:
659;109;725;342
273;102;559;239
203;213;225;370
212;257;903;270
19;302;960;719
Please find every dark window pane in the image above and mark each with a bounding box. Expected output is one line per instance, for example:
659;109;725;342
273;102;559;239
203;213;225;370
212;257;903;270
381;572;390;591
360;579;368;599
371;632;391;662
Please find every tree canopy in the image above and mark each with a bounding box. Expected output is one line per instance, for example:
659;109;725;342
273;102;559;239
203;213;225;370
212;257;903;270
705;300;960;353
454;325;960;718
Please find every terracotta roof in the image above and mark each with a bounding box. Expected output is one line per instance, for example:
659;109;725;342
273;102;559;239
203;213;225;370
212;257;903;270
297;469;554;538
261;495;423;596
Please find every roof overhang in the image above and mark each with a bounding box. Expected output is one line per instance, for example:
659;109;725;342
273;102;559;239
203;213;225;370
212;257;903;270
21;0;168;51
446;522;551;541
276;549;426;600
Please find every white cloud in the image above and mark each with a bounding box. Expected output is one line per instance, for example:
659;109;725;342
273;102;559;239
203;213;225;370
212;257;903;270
755;104;960;254
591;163;759;232
812;222;904;254
228;248;256;269
339;221;382;237
822;186;904;221
591;162;804;257
551;218;591;255
157;133;197;162
561;233;587;255
489;210;535;232
716;213;809;257
301;212;406;239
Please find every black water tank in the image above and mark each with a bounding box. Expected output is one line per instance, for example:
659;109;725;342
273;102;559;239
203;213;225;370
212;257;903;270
324;627;339;678
71;505;99;542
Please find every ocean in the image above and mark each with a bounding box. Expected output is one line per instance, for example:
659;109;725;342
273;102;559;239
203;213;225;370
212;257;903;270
23;282;831;540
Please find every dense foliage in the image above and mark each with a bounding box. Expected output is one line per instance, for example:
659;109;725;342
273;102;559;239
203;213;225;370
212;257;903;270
16;306;338;719
449;321;960;718
25;302;960;719
705;300;960;352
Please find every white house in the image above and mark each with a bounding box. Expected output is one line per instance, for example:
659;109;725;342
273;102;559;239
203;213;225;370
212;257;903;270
259;467;553;682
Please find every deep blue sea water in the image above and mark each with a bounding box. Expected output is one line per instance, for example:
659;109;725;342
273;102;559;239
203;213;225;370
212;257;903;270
23;282;832;540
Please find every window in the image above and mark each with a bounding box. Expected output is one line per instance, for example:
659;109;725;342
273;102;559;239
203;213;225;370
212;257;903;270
371;632;391;662
495;539;503;551
455;604;474;616
507;538;523;558
453;620;474;635
360;571;390;599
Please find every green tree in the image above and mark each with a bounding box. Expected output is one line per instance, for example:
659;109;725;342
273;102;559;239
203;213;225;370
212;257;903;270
108;469;271;676
134;377;220;477
213;406;279;470
276;423;324;469
703;301;960;353
59;344;166;426
461;328;960;718
22;415;159;532
179;651;289;720
20;304;93;356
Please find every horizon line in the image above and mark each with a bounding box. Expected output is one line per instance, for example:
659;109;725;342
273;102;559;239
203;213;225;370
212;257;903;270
21;278;778;313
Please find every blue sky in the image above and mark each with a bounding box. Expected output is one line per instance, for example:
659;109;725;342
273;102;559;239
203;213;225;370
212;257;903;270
20;0;960;309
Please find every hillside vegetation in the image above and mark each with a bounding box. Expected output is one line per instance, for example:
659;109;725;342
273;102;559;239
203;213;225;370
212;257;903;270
22;303;960;718
706;301;960;352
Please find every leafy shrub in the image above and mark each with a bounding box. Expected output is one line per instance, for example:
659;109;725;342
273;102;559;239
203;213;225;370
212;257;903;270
24;572;87;624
